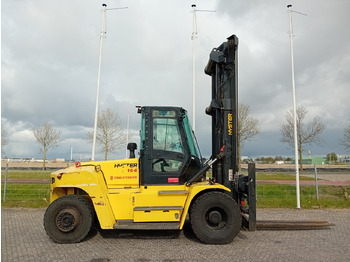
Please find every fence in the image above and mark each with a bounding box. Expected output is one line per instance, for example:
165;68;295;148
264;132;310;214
256;184;349;208
255;168;350;208
1;163;52;207
2;163;350;209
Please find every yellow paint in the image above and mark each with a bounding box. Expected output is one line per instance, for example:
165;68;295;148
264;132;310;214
49;159;231;230
228;113;233;136
134;208;181;222
107;188;139;220
100;158;139;188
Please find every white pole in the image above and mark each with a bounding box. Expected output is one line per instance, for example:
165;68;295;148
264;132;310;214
70;146;73;161
288;4;301;209
126;115;130;158
92;3;107;161
191;4;197;132
314;164;319;202
190;5;215;132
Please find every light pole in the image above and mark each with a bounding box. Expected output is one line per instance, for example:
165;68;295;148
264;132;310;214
125;115;130;158
287;4;306;209
92;4;107;161
191;4;197;132
91;4;127;161
191;4;215;132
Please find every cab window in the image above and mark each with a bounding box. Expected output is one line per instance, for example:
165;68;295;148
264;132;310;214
152;158;183;172
153;118;183;153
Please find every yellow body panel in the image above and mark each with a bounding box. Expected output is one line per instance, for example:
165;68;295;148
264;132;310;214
134;209;181;222
51;164;116;229
133;185;188;222
49;159;231;230
107;189;139;220
98;158;139;188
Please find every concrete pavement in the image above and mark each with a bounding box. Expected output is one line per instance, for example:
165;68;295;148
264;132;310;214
2;208;350;262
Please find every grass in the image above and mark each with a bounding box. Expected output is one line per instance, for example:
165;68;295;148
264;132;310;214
257;184;350;208
1;183;50;208
1;169;349;209
1;170;51;208
1;170;52;179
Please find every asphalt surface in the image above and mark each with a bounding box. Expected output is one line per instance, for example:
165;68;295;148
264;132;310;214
2;208;350;262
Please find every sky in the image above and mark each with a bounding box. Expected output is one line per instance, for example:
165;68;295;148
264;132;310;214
1;0;350;161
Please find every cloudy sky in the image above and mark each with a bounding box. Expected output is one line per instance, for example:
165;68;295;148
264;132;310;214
2;0;350;161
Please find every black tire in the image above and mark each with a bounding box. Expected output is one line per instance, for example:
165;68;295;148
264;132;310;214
190;191;241;244
43;195;94;243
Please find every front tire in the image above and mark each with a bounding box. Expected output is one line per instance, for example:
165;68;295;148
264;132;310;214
44;195;94;243
190;191;241;244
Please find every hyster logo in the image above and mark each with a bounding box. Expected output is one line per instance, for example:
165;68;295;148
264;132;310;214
228;113;233;136
114;163;138;168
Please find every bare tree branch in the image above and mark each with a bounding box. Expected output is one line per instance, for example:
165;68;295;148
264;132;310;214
280;105;325;170
238;103;260;171
341;121;350;151
33;122;61;170
1;123;8;154
238;103;260;144
87;108;127;160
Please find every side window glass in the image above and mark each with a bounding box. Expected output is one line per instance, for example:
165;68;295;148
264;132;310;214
152;158;183;172
153;118;183;153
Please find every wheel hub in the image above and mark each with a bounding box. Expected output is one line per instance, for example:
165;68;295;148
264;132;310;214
56;208;80;232
208;210;222;225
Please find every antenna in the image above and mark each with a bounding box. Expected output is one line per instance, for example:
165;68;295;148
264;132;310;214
91;3;128;161
191;4;215;132
287;4;307;209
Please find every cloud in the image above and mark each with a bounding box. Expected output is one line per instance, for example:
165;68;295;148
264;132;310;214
2;0;350;161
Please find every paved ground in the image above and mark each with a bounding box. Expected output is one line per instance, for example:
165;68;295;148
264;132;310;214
2;208;350;262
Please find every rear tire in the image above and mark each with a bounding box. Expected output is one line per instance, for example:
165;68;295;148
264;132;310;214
190;191;241;244
44;195;94;243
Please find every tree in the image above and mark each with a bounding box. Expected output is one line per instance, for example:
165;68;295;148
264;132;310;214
238;103;260;171
87;108;127;160
275;156;284;162
341;122;350;151
280;105;325;171
326;152;337;164
255;156;275;164
33;122;61;170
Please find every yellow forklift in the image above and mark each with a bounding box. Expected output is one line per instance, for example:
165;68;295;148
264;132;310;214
44;35;256;244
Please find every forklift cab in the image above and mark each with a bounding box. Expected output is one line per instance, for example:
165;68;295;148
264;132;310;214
138;106;202;185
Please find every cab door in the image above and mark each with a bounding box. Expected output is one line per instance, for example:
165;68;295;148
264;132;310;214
140;107;190;185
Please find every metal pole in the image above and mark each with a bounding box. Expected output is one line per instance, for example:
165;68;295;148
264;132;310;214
70;146;73;161
288;4;301;209
191;4;197;132
190;4;215;132
125;115;130;158
248;163;257;231
3;162;8;202
92;3;107;161
314;164;319;202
